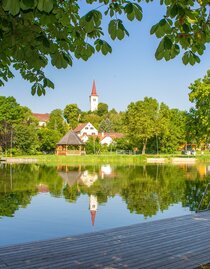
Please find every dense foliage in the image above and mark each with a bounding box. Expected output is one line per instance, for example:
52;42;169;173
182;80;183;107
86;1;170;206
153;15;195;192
0;0;209;94
188;70;210;145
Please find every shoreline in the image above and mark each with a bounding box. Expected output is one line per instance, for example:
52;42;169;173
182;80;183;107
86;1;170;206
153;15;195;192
1;154;210;165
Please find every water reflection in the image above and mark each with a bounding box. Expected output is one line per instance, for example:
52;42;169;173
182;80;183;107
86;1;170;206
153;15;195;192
57;167;99;225
0;163;209;221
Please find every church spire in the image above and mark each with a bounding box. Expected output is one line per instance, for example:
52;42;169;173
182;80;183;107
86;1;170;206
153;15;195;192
91;80;97;96
90;210;96;226
90;80;99;111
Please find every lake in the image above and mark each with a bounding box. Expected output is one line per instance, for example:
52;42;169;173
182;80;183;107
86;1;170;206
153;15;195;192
0;163;209;246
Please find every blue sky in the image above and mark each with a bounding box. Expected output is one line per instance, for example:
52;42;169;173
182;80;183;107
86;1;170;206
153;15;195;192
1;2;209;113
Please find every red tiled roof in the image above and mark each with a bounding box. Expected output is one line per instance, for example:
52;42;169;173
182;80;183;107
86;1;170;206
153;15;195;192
98;133;124;141
73;123;89;132
32;113;50;122
91;80;97;96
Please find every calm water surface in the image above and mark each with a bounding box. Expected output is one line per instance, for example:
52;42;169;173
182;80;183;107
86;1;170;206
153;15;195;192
0;163;209;246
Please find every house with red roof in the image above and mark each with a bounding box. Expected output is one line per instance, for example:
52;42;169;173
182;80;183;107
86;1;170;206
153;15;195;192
98;132;124;146
74;122;98;142
74;123;124;146
32;113;50;127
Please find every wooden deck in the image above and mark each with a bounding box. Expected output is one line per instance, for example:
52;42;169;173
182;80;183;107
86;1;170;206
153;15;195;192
0;211;209;269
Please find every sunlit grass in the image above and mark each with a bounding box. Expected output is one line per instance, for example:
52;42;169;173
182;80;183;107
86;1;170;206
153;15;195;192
4;151;210;165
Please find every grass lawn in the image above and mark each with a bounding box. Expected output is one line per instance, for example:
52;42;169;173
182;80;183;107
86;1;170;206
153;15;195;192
7;154;147;165
3;151;210;165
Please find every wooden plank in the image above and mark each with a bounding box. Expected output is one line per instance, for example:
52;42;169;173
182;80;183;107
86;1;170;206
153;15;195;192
1;230;208;268
3;236;209;269
1;228;207;267
0;211;209;269
0;259;7;269
0;212;206;255
0;214;206;256
1;222;208;263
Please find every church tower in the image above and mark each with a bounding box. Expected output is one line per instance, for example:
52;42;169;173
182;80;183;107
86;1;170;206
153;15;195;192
89;195;98;226
90;80;98;112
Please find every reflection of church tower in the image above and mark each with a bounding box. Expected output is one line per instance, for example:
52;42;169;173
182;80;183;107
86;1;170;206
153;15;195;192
89;195;98;226
90;80;98;112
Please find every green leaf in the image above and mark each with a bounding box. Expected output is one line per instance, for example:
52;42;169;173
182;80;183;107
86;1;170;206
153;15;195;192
44;78;54;89
194;55;201;63
182;24;190;33
133;4;142;21
155;39;164;60
124;3;133;14
155;26;165;38
182;52;189;65
108;20;117;40
189;54;195;65
163;37;172;50
31;84;36;95
127;11;135;21
37;0;53;13
171;44;180;58
51;52;67;69
2;0;20;15
37;85;43;96
20;0;36;10
117;29;124;40
169;4;178;18
150;23;159;35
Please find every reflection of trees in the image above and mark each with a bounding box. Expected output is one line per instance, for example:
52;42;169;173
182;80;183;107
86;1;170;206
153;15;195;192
0;164;63;217
63;184;81;203
183;179;210;211
0;163;209;219
118;165;186;217
179;164;210;211
0;190;36;217
121;179;159;216
60;164;209;218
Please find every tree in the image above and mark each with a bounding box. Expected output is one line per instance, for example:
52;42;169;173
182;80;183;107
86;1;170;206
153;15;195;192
125;97;159;154
47;109;68;135
188;70;210;145
113;137;133;151
13;124;39;155
63;104;81;129
108;111;125;133
97;103;108;117
85;136;101;154
38;128;61;153
0;96;32;152
186;108;202;146
80;112;101;129
0;96;25;124
158;108;187;153
0;1;209;94
99;118;113;133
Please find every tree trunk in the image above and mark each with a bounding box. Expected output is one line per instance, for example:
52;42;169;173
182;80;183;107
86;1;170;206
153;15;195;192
142;138;147;154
